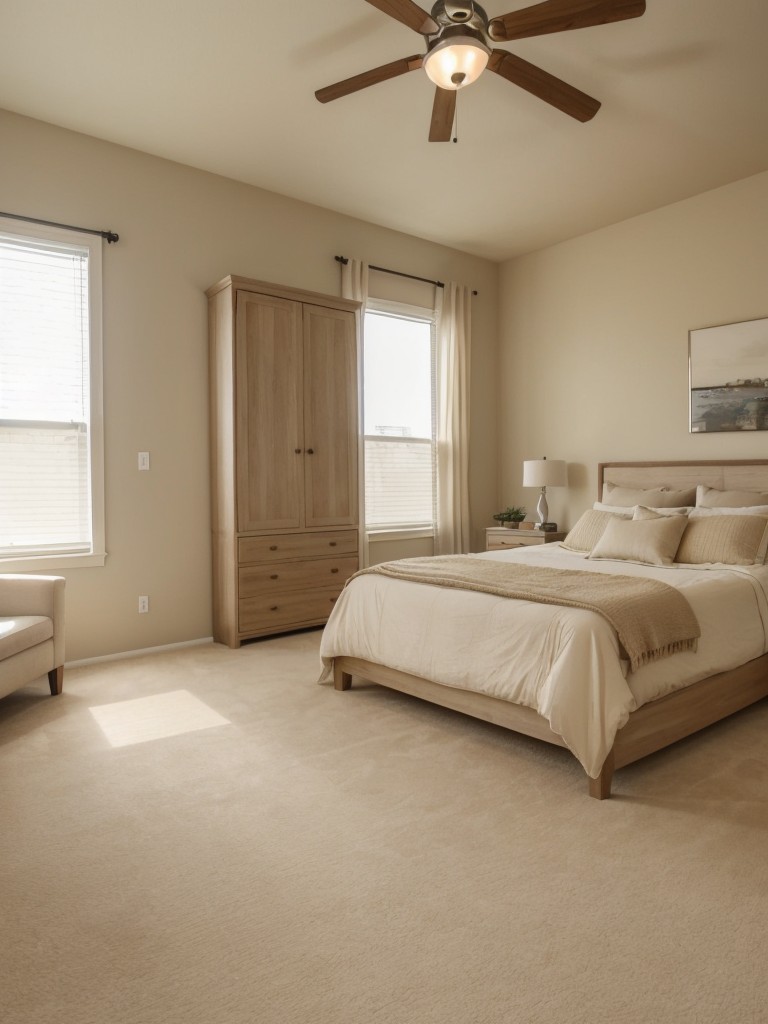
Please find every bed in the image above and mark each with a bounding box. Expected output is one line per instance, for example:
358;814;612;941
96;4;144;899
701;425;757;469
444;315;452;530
320;460;768;798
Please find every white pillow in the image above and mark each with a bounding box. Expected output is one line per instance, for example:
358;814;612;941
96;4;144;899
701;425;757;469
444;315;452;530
588;515;688;566
631;505;692;519
593;501;637;514
690;504;768;517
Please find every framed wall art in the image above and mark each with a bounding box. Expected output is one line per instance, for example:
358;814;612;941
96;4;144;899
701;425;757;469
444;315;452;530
689;315;768;433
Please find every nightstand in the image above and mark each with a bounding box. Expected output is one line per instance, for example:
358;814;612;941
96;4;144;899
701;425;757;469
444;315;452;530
486;527;566;550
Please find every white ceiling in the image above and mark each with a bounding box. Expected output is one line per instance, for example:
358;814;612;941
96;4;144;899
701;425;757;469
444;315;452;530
2;0;767;261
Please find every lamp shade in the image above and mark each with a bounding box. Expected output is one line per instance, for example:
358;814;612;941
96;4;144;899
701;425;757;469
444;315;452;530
423;36;490;90
522;459;567;489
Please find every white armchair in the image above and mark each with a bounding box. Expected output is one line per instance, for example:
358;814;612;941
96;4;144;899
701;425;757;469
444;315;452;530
0;575;66;701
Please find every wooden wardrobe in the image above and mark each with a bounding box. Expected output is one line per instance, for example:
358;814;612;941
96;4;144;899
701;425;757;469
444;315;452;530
207;276;361;647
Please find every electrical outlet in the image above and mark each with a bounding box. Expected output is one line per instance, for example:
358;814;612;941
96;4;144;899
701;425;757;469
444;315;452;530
138;595;149;614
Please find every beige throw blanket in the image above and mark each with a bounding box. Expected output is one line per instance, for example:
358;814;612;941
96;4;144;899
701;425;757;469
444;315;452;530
352;556;700;672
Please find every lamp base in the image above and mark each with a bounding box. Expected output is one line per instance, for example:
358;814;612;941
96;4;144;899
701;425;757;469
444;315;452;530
536;488;549;527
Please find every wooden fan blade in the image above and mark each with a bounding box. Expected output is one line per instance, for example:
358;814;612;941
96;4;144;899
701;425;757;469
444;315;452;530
365;0;439;35
429;87;456;142
488;49;601;121
316;54;423;103
489;0;645;43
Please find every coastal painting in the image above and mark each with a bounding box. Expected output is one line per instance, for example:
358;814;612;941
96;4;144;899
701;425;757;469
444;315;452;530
689;316;768;433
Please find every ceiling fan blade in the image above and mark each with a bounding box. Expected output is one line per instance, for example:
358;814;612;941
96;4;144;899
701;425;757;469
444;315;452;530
429;87;456;142
316;54;423;103
489;0;645;42
488;49;601;121
365;0;439;35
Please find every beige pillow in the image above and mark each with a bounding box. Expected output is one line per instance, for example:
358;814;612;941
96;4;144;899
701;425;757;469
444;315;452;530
562;509;630;553
696;484;768;508
588;515;688;566
602;483;696;508
632;505;691;519
675;515;768;565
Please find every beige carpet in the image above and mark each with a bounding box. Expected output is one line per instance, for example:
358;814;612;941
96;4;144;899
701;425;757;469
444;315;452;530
1;631;767;1024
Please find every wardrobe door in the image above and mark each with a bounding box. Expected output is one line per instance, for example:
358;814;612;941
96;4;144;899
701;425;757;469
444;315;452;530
302;304;359;529
235;291;304;532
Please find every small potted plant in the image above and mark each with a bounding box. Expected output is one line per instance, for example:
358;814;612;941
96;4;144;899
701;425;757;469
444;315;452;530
493;505;526;529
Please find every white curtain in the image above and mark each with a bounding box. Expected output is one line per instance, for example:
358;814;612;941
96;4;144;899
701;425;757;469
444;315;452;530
340;258;370;566
340;258;368;305
342;258;472;558
435;282;472;555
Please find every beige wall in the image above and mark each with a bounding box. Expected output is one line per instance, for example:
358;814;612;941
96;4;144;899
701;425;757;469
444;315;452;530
498;170;768;533
0;108;499;660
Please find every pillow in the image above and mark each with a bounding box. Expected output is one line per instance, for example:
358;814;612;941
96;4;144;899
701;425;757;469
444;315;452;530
562;509;630;553
593;501;634;514
675;515;768;565
631;505;691;519
588;515;688;566
602;483;696;508
690;505;768;517
696;484;768;508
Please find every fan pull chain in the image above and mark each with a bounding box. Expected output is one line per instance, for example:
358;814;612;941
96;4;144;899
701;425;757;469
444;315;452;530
453;95;459;143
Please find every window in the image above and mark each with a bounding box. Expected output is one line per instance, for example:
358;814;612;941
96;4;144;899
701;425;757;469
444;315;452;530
0;219;105;568
363;302;436;532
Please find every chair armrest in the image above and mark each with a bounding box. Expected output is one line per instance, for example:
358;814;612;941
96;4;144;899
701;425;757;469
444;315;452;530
0;574;66;665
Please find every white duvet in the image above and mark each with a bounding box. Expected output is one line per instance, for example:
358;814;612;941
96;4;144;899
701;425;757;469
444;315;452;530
318;544;768;777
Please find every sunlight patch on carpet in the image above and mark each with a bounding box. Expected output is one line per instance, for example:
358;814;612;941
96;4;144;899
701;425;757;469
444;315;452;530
89;689;230;747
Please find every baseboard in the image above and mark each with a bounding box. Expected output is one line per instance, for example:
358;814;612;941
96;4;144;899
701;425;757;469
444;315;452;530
66;636;214;668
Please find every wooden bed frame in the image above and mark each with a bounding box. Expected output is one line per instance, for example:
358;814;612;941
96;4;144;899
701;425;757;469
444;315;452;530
331;460;768;799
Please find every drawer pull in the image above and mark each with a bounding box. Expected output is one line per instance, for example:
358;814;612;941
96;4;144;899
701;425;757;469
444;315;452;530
329;541;337;547
269;545;278;551
330;567;339;574
270;605;279;611
330;597;337;604
294;448;302;454
270;574;279;580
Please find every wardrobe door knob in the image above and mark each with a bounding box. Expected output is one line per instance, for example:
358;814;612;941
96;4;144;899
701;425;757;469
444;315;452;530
306;448;314;455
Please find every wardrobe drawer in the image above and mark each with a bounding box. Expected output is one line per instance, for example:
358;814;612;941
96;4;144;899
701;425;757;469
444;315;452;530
239;556;357;598
239;531;358;564
239;587;343;633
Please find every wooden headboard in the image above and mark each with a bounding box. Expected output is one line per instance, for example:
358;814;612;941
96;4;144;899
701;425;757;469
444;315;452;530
598;460;768;499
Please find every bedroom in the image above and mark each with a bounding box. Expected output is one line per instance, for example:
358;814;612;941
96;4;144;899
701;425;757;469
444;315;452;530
1;1;767;1022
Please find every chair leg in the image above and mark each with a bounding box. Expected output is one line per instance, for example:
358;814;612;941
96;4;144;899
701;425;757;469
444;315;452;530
48;666;63;695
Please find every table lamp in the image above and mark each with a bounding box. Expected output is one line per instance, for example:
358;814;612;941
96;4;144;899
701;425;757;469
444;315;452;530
522;457;567;528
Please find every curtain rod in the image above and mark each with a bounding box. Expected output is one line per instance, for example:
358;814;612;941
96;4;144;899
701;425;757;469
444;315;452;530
0;211;119;244
335;255;477;295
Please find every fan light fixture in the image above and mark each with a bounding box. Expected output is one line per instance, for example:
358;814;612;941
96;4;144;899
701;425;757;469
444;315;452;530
314;0;648;142
423;34;490;90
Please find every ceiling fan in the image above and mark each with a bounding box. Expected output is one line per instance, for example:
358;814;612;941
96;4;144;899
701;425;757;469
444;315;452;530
315;0;646;141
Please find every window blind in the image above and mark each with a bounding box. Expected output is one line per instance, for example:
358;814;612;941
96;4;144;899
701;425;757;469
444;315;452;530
0;234;93;557
363;306;437;531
